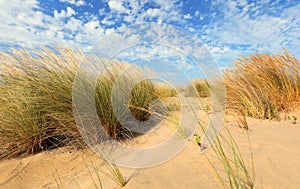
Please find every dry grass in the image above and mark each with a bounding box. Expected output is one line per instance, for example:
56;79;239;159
0;46;157;159
224;49;300;119
0;47;83;158
184;79;211;98
153;81;178;98
193;79;211;98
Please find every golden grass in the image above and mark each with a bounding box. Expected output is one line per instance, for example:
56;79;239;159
192;79;211;98
224;49;300;119
0;47;82;158
153;81;178;98
183;79;211;98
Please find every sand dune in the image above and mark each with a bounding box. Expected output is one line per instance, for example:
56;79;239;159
0;108;300;188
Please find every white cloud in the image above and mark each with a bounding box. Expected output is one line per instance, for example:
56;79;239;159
101;0;185;25
203;0;300;63
183;14;192;19
101;16;116;26
123;14;135;23
67;7;76;17
85;20;100;31
0;0;107;49
145;8;160;17
54;7;76;18
210;46;230;54
59;0;86;7
0;0;49;46
108;0;129;13
98;8;106;16
65;17;83;31
1;0;298;66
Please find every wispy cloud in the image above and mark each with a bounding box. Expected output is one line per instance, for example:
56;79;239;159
0;0;106;49
199;0;300;66
0;0;299;66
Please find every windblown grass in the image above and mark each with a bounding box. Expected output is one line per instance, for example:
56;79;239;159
193;79;211;98
154;81;178;98
192;104;254;188
86;162;103;189
94;64;157;139
103;158;127;187
0;47;82;158
224;49;300;119
205;126;255;189
0;47;157;159
184;79;211;98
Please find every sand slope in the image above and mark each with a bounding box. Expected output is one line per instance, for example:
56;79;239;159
0;110;300;188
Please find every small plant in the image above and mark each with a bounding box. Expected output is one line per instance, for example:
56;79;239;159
176;123;187;139
272;114;281;121
203;104;211;113
103;159;127;187
292;116;298;124
86;162;103;189
189;99;254;188
231;112;249;130
200;124;254;189
166;103;181;112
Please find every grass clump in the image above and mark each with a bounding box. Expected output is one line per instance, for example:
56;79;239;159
103;159;127;187
166;103;181;112
94;64;157;139
0;46;157;159
206;127;255;189
184;79;211;98
193;79;211;98
0;47;83;158
154;81;178;98
224;49;300;119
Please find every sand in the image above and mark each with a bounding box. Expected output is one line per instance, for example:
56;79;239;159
0;100;300;188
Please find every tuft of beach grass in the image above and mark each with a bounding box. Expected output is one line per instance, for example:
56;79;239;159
224;49;300;120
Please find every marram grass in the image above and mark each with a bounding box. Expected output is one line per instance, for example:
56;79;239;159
224;49;300;119
0;47;157;158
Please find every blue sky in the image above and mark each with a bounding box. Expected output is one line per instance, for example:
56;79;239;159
0;0;299;67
